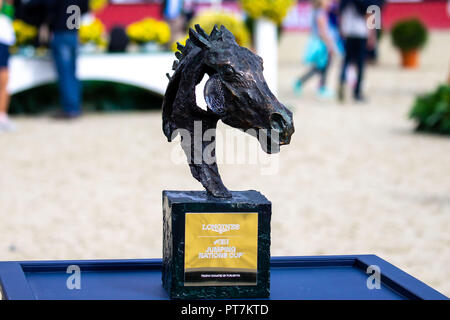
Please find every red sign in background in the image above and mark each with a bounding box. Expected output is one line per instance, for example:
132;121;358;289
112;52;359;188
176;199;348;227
95;1;450;31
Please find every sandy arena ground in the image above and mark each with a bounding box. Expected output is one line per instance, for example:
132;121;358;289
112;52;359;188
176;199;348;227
1;32;449;297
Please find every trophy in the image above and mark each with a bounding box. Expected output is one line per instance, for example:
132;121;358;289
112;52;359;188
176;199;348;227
161;25;294;299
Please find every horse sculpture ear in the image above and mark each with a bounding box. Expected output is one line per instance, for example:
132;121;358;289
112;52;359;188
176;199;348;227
219;25;238;45
204;74;226;116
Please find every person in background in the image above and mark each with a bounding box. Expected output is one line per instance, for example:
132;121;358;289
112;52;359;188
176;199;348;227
328;0;344;56
0;0;16;132
183;0;195;31
108;25;129;53
294;0;337;99
49;0;88;118
338;0;376;102
27;0;88;119
163;0;185;46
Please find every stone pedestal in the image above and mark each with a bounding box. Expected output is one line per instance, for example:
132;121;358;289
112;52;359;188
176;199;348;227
162;190;271;299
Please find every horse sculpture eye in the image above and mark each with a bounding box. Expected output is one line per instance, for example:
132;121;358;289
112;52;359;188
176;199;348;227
221;65;234;77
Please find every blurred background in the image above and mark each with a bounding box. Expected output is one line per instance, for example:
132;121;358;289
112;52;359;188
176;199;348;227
0;0;449;296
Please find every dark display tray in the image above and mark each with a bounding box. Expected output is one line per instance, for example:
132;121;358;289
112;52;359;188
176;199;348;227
0;255;447;300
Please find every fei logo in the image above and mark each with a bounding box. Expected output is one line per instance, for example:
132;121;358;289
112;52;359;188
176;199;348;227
213;239;230;246
202;223;240;234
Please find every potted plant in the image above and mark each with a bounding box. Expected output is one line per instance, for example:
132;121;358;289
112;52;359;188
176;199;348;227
409;84;450;135
391;18;428;68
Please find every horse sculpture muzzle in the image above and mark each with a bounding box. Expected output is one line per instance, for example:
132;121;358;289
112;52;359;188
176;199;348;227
270;109;295;145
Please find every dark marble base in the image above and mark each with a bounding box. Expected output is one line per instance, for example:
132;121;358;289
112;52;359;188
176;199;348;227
162;190;271;299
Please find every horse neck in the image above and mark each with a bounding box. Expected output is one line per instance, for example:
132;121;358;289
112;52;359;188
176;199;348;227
180;52;207;108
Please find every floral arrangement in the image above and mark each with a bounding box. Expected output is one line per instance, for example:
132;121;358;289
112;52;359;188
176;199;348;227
12;20;38;46
126;18;171;45
171;34;189;52
89;0;108;12
240;0;295;25
79;18;106;47
171;10;250;51
190;10;250;47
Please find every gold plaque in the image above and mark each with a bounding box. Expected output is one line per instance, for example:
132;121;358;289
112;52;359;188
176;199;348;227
184;212;258;286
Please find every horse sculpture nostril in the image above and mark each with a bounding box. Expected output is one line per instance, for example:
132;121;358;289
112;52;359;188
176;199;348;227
270;113;286;132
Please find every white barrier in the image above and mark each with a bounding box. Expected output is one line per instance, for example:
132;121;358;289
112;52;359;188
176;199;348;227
8;52;174;96
255;18;278;96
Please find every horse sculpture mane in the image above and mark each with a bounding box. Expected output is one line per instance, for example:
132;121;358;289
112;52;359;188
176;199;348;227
162;25;294;198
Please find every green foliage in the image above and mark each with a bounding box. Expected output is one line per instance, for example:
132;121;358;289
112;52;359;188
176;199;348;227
409;85;450;135
10;81;162;115
391;18;428;51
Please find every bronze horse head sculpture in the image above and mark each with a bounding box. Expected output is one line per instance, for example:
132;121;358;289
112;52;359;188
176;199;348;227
162;25;294;198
